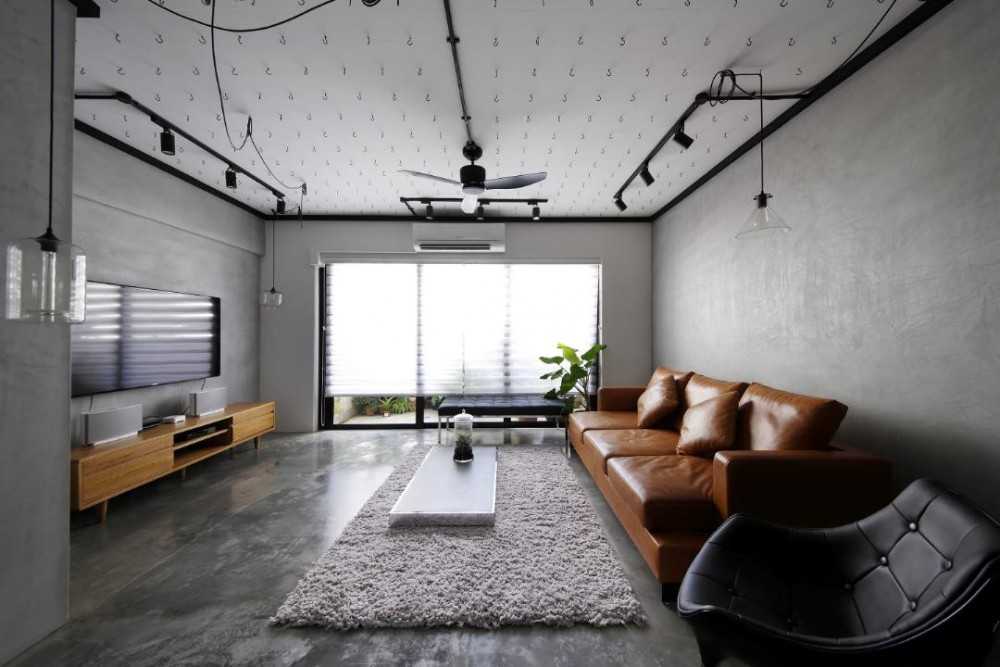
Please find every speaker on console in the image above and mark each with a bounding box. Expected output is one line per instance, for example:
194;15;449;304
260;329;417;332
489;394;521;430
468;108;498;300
189;387;227;417
83;404;143;446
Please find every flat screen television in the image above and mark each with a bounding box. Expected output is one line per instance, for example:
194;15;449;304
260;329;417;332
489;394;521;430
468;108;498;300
71;281;221;397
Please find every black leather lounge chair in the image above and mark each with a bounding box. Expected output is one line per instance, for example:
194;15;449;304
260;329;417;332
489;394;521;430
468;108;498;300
677;479;1000;667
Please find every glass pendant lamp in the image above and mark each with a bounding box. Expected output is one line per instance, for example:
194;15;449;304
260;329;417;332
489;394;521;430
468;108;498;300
261;220;283;308
5;0;86;323
735;75;791;240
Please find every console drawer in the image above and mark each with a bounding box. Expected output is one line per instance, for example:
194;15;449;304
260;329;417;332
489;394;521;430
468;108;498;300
233;412;274;442
77;446;172;509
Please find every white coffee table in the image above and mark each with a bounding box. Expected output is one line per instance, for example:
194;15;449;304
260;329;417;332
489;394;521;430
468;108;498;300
389;446;497;527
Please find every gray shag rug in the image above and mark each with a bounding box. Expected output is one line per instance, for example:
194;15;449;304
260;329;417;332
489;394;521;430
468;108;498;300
272;444;646;630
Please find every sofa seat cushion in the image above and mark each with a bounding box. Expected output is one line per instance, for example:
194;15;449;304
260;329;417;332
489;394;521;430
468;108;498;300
582;429;680;473
568;411;636;444
607;455;720;533
737;383;848;451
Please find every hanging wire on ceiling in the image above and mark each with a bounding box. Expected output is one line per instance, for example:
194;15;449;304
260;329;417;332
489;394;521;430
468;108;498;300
202;0;305;197
144;0;341;33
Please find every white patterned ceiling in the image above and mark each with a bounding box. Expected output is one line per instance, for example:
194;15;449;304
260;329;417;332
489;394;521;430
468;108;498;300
74;0;922;218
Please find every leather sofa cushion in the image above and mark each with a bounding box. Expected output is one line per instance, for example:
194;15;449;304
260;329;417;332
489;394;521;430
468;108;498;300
736;383;848;451
683;374;749;411
676;391;740;458
637;370;680;428
582;429;680;473
656;366;695;391
607;455;720;533
568;411;636;444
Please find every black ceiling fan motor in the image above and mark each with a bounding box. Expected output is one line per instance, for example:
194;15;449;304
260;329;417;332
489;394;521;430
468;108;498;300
462;140;483;162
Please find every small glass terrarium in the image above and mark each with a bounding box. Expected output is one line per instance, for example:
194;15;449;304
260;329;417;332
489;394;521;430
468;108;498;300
452;410;474;463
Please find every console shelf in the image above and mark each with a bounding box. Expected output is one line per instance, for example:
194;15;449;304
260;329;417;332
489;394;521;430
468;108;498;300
71;401;276;522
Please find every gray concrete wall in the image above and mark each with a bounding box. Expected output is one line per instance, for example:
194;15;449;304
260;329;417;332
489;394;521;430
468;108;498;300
652;0;1000;515
69;132;263;442
0;1;76;661
260;221;653;432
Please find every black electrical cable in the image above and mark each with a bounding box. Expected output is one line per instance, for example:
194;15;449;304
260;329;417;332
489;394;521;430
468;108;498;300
144;0;340;34
47;0;55;235
818;0;899;90
250;134;303;191
209;0;250;151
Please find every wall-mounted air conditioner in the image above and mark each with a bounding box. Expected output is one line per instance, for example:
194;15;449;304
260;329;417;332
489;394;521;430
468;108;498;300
412;222;506;253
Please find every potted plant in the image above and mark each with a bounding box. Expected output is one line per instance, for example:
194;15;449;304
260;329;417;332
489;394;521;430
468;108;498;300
378;397;396;417
539;342;607;411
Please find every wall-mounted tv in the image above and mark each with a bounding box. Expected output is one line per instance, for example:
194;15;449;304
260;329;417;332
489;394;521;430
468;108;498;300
71;281;221;397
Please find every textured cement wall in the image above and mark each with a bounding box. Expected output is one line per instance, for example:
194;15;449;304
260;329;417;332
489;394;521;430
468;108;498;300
0;1;75;661
652;0;1000;516
69;133;263;442
260;221;653;432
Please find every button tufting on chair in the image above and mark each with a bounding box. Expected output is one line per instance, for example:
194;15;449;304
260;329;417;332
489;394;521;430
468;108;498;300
677;479;1000;667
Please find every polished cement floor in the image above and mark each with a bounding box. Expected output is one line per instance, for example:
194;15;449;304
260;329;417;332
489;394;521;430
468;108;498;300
15;430;999;666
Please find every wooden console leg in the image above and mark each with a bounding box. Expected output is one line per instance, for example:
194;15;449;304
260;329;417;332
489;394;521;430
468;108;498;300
229;446;236;458
661;583;679;607
97;500;108;523
180;468;187;481
254;436;260;450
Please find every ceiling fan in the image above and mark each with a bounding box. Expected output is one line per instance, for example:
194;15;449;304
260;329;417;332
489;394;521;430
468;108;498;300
400;141;547;214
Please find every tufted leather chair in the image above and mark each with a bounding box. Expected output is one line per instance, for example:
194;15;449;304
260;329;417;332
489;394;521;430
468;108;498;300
677;479;1000;667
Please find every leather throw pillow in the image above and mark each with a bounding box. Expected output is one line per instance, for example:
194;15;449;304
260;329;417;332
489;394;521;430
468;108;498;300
677;390;740;457
636;372;680;428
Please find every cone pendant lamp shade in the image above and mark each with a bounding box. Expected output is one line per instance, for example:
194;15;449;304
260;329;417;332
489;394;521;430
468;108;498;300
735;192;791;239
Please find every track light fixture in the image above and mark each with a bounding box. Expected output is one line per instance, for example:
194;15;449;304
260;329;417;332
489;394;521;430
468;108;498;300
276;198;286;214
673;126;694;150
225;166;237;189
531;205;540;221
614;197;627;212
159;128;175;156
640;164;655;186
425;202;434;220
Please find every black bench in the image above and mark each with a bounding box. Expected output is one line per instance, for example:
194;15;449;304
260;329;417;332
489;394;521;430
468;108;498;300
436;394;569;451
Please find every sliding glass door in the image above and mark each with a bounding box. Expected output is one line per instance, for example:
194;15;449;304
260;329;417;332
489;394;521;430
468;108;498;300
319;261;600;428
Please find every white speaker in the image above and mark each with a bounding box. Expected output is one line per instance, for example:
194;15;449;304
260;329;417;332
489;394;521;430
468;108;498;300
189;387;227;417
83;404;143;446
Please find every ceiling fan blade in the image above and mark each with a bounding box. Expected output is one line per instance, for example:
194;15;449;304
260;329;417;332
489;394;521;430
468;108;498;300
483;172;547;190
398;169;461;186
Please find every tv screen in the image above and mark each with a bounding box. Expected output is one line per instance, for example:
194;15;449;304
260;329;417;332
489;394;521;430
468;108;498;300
71;281;221;397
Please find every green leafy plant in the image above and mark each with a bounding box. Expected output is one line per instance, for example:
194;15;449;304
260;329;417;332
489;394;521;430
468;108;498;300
539;342;607;409
352;396;379;416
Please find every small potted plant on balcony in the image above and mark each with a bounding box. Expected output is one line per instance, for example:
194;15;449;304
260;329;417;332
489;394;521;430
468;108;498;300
539;342;606;411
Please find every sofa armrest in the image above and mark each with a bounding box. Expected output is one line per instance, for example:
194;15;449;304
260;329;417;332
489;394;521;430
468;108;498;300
597;386;646;412
712;449;893;528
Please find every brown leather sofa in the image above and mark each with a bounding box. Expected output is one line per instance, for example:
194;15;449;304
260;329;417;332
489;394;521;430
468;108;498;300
568;367;892;593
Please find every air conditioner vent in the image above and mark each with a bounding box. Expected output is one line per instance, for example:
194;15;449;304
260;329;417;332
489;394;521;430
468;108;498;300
412;222;506;253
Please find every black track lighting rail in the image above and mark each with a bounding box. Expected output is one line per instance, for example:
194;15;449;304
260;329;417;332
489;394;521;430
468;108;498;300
75;91;287;202
612;89;809;206
400;196;548;220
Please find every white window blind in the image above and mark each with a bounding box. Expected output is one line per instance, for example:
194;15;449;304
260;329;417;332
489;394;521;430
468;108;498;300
323;262;599;397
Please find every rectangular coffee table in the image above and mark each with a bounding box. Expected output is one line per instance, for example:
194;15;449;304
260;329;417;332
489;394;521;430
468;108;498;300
388;446;497;527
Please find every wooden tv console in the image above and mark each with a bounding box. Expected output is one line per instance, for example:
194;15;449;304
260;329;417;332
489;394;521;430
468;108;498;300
71;401;276;522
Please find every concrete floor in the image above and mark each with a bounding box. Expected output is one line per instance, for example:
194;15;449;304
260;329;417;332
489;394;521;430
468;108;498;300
15;429;996;667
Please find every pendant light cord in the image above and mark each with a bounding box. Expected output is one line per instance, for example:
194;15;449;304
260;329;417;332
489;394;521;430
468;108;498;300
47;0;55;236
759;74;765;196
271;220;278;291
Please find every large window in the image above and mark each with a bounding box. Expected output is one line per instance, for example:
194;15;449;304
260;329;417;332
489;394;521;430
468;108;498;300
321;262;600;427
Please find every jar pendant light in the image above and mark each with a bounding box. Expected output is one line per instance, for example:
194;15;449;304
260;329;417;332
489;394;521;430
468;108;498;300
261;220;283;308
5;0;86;323
735;74;791;240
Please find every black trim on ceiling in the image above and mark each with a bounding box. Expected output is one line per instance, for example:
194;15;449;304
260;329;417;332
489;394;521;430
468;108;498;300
651;0;955;220
68;0;100;18
273;214;636;224
74;120;266;218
